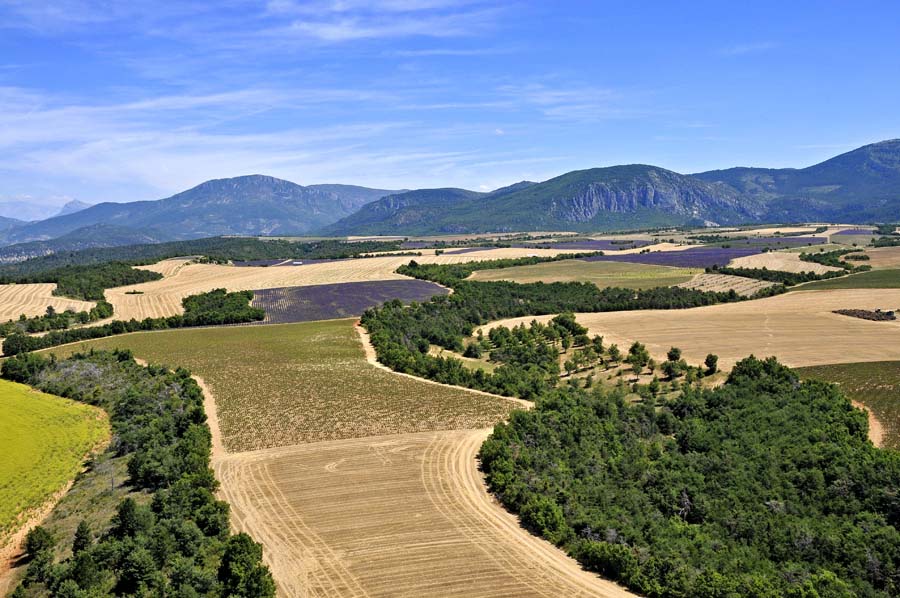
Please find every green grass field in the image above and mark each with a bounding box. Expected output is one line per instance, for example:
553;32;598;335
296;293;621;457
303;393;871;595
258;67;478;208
48;319;517;452
468;258;699;288
0;380;108;539
792;268;900;291
797;361;900;449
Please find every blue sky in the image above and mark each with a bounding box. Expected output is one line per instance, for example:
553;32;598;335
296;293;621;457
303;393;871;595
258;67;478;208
1;0;899;213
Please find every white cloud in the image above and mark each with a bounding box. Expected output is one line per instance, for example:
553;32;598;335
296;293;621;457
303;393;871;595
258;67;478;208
719;41;778;56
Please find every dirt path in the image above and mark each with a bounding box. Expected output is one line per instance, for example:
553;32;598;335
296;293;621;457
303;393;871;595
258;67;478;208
353;322;532;409
133;358;226;458
215;430;637;598
852;400;885;447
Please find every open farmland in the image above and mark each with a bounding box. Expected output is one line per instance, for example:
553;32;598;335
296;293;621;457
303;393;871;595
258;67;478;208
216;429;635;598
864;246;900;269
47;319;517;452
106;247;585;320
797;361;900;449
677;272;778;296
250;279;448;323
583;245;760;268
0;380;107;551
728;250;844;274
0;284;95;321
468;258;699;288
480;288;900;371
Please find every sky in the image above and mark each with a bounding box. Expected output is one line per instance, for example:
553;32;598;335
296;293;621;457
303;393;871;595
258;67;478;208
1;0;899;214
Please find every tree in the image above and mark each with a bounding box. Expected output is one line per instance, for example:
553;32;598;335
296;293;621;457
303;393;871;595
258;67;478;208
564;360;576;376
649;376;661;397
24;526;54;557
73;520;92;555
218;533;276;598
608;344;621;365
631;359;643;377
667;347;682;362
704;353;719;374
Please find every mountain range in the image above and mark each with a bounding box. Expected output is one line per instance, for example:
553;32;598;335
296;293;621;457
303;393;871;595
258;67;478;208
1;140;898;255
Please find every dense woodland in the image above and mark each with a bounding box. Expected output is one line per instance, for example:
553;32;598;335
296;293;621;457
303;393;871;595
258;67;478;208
2;350;275;597
2;289;264;355
480;357;900;597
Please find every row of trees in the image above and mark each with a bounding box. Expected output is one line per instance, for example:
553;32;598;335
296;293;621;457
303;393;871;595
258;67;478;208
479;356;900;598
0;301;113;338
4;350;275;597
799;249;872;272
3;289;264;355
709;265;847;286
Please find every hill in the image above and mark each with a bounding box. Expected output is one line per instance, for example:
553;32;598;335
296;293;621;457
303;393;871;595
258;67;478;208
0;224;172;263
695;139;900;221
3;175;398;244
325;166;761;235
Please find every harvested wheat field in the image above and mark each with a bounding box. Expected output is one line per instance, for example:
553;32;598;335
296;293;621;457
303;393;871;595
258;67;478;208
864;246;900;269
107;248;584;320
216;429;634;598
47;319;518;452
728;250;843;274
678;272;777;296
481;288;900;371
0;284;95;321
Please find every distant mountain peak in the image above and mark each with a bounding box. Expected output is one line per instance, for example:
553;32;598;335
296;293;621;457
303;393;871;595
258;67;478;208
55;199;92;218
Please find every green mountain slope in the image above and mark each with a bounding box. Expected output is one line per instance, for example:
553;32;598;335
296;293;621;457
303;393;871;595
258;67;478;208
695;139;900;221
0;224;172;264
5;175;398;244
325;165;761;235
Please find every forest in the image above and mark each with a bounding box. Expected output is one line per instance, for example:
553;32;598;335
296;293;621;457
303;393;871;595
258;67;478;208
479;356;900;598
0;263;163;301
2;350;275;597
2;289;264;355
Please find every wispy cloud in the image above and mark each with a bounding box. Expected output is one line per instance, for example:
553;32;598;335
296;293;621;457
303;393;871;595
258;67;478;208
719;41;779;56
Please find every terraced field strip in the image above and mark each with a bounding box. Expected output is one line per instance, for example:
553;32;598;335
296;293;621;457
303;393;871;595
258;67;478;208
46;319;518;452
728;250;844;274
0;283;95;321
214;430;635;598
678;272;777;296
480;288;900;371
107;248;585;320
469;259;699;289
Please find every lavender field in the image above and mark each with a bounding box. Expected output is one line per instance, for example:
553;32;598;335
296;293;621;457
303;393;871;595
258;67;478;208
721;236;826;247
833;228;876;235
251;279;448;324
520;239;651;251
583;246;761;268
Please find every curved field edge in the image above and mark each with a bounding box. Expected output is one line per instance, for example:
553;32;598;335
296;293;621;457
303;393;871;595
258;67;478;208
0;380;109;583
797;361;900;449
468;259;699;289
214;429;636;598
43;319;519;452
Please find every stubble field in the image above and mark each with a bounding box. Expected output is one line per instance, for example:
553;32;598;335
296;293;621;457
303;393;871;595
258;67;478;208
481;288;900;371
677;272;777;296
727;250;844;274
0;284;95;321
